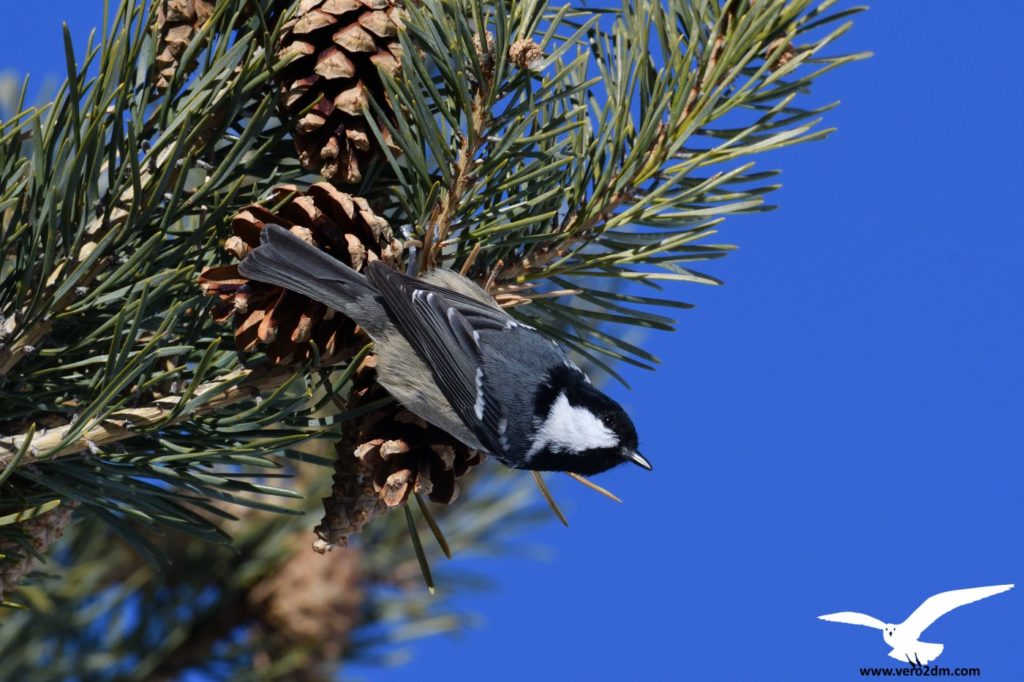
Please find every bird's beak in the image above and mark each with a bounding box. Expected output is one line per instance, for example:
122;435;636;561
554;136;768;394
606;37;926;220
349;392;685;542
623;449;653;471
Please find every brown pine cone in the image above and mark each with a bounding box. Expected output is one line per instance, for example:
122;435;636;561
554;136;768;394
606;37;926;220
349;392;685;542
313;355;484;551
151;0;217;91
0;501;77;601
248;538;363;660
198;183;403;365
277;0;405;184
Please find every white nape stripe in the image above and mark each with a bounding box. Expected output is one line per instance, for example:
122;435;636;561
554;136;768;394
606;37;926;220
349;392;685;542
563;357;591;384
526;392;618;458
474;368;486;419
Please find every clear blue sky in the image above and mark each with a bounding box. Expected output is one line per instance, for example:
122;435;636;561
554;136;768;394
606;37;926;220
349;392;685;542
4;3;1022;681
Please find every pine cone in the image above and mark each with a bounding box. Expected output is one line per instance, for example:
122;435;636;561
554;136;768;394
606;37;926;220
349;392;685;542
248;538;363;660
277;0;405;184
151;0;217;91
313;356;484;551
198;182;404;365
313;436;388;553
0;501;77;600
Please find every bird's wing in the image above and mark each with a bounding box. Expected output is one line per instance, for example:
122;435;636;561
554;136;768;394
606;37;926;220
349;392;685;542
818;612;886;629
365;261;511;456
900;584;1014;640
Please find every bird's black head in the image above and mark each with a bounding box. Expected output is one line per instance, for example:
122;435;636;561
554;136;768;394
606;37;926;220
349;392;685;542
526;363;651;475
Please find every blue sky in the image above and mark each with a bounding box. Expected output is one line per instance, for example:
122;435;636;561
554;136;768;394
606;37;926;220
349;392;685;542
4;2;1023;680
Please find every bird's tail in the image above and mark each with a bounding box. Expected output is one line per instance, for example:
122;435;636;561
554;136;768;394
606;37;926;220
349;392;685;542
237;224;389;337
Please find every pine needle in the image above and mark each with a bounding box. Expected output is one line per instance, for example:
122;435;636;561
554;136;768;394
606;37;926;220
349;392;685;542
414;493;452;559
459;242;481;276
318;369;348;414
404;504;435;594
531;471;568;527
566;472;622;503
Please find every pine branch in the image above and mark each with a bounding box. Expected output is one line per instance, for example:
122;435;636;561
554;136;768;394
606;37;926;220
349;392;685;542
364;0;868;375
495;0;738;282
0;3;865;668
0;461;546;679
420;32;497;271
0;364;299;468
1;150;157;378
0;0;313;576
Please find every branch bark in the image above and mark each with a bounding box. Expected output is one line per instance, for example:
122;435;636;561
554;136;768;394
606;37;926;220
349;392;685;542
420;34;495;272
0;364;299;469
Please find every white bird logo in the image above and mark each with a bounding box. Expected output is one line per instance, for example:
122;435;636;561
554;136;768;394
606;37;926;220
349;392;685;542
818;584;1014;667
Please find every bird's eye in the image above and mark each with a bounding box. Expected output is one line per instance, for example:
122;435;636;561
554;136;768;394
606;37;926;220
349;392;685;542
600;414;615;428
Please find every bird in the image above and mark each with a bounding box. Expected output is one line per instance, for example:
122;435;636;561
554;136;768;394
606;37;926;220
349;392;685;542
818;584;1014;666
237;223;652;476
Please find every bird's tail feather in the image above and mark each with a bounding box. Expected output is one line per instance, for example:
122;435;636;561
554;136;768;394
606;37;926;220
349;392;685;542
237;224;388;336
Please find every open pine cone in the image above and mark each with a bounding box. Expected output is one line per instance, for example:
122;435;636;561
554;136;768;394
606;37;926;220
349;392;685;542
151;0;217;91
314;355;484;551
277;0;404;184
199;182;403;365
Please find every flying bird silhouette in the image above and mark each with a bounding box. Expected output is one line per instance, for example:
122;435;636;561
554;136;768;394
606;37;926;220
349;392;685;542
818;584;1014;666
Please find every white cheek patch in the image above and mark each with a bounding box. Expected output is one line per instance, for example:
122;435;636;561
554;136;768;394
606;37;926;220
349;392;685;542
526;393;619;458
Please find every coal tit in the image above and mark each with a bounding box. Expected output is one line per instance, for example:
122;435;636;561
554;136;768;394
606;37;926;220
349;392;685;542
238;224;652;475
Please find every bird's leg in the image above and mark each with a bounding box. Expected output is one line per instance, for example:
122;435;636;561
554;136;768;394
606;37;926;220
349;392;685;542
905;654;919;669
914;653;923;668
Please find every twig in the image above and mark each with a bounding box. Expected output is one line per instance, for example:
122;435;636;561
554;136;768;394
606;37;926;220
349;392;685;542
495;190;630;284
497;4;738;287
0;365;299;469
422;44;495;272
679;0;736;125
0;49;267;380
0;202;131;378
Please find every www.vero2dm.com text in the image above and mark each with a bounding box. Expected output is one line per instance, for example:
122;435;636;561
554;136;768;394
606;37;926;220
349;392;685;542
858;665;982;678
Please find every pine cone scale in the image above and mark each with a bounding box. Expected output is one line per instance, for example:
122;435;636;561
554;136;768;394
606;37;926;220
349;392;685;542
277;0;405;183
315;47;357;79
